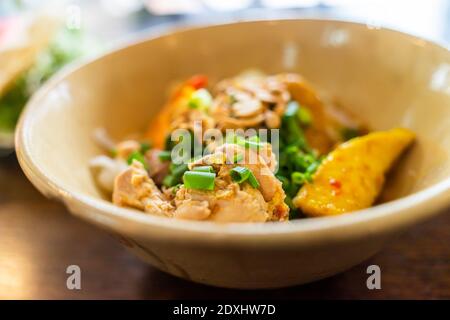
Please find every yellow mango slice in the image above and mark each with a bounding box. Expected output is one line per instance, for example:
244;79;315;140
293;128;415;217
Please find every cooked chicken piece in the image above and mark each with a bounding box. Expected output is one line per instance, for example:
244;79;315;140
174;180;270;222
182;143;289;222
212;183;270;222
264;110;280;128
211;143;279;195
113;160;173;217
293;128;415;217
89;155;127;193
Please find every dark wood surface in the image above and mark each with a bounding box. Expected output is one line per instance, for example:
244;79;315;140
0;153;449;300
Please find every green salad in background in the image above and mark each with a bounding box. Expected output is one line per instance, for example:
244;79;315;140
0;27;87;133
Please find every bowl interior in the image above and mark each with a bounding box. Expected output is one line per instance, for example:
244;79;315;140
19;20;450;210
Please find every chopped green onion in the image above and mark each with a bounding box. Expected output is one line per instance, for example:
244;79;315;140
245;140;265;150
110;148;117;158
282;101;308;150
233;153;244;163
227;134;265;150
188;88;212;111
289;208;300;220
171;184;182;195
127;151;148;169
230;166;260;188
306;161;320;174
163;175;177;188
291;172;311;185
164;134;175;151
298;107;312;126
193;165;215;173
140;141;152;154
163;163;189;187
172;163;189;179
276;175;290;189
284;195;296;210
248;172;260;189
230;166;251;183
341;127;360;141
158;150;172;161
183;171;216;190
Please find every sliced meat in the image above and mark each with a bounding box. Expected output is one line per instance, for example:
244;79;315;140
113;160;173;217
185;143;289;222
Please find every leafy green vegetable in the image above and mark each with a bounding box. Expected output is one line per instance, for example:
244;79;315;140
276;100;323;206
0;75;28;131
0;27;88;132
281;101;308;150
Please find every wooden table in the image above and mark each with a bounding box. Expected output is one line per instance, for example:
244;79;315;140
0;153;449;299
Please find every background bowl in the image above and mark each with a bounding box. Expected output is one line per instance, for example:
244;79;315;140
16;19;450;289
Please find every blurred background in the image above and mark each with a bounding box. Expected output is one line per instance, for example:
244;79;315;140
1;0;449;46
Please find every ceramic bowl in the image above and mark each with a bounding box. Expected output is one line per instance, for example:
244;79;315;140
16;19;450;288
